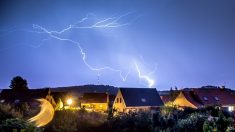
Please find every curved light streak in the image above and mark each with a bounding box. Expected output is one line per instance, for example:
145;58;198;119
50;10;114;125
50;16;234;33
28;99;54;127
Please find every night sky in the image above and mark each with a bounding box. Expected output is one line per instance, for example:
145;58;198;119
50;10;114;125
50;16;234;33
1;0;235;90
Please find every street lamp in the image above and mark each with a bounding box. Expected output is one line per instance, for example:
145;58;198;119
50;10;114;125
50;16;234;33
67;98;73;106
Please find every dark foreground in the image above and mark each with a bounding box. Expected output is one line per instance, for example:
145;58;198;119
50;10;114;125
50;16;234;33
0;104;234;132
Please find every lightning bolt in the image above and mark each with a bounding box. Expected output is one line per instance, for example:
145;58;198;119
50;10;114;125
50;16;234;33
48;12;138;35
134;61;155;88
32;24;130;82
0;12;156;88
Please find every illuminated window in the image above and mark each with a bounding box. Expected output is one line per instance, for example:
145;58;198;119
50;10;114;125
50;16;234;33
203;97;208;101
214;97;219;101
141;98;146;102
228;106;234;112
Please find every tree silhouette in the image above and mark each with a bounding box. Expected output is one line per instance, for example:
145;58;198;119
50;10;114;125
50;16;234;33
9;76;29;90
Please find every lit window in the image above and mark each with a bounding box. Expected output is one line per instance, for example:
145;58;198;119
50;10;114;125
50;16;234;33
141;98;146;102
228;106;234;112
203;97;208;101
214;97;219;101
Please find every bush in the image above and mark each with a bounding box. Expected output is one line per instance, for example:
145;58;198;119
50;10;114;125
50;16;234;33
0;118;40;132
0;104;23;121
44;110;107;132
99;112;152;132
177;113;207;132
1;103;232;132
203;116;217;132
203;110;234;132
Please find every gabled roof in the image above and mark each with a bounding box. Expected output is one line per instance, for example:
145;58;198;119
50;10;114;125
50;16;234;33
193;88;235;106
161;94;178;104
50;85;118;96
160;90;180;104
0;88;50;103
181;91;203;107
81;93;108;103
119;88;164;107
179;87;235;107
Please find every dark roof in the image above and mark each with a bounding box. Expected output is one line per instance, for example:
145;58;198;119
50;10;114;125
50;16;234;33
81;93;108;103
193;88;235;106
160;90;180;104
160;95;173;104
0;88;50;103
158;90;172;96
50;85;118;97
181;87;235;106
181;91;203;107
120;88;164;107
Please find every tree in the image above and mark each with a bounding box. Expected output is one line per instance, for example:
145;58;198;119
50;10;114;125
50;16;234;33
9;76;28;90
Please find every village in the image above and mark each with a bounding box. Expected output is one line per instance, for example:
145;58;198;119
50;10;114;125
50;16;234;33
0;76;235;132
1;79;235;113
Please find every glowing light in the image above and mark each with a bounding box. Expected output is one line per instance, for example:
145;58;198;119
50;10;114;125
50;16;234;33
228;106;234;112
67;98;73;106
134;61;155;88
28;99;54;127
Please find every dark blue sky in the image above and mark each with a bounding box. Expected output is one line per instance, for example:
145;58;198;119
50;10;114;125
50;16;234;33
0;0;235;90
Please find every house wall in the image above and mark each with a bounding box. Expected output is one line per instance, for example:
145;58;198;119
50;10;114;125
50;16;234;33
113;90;126;112
221;105;235;112
81;103;108;112
173;92;197;108
125;106;159;113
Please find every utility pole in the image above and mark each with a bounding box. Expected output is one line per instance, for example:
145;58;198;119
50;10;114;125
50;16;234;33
97;72;100;85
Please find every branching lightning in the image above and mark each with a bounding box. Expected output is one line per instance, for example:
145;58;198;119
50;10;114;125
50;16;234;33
0;12;156;88
47;12;138;35
134;61;155;88
32;24;130;82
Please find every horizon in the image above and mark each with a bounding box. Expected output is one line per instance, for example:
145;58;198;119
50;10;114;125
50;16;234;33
1;0;235;90
0;82;231;91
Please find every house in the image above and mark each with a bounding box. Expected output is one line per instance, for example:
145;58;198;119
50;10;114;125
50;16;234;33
173;86;235;111
159;90;180;106
50;85;118;98
80;93;109;112
0;88;57;108
113;88;164;113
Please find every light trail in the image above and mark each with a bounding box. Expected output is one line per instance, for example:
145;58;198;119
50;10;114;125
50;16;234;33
28;99;54;127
